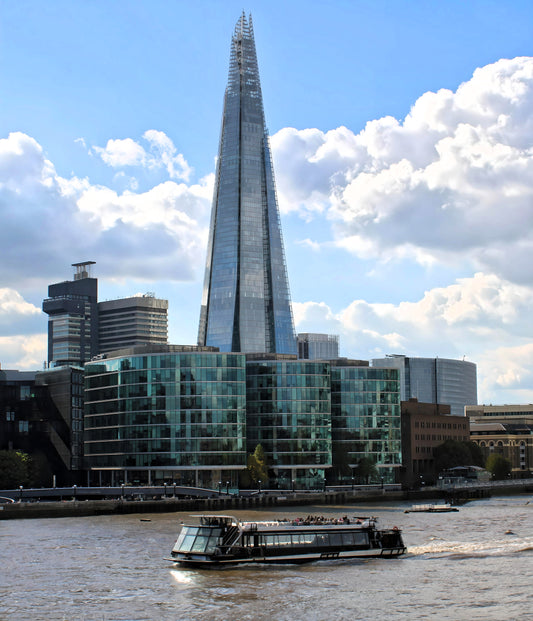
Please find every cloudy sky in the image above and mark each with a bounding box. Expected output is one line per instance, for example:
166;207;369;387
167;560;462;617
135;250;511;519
2;0;533;405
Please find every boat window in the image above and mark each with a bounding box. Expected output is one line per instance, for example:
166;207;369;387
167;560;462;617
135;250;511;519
316;534;329;546
341;533;355;546
278;535;291;546
291;534;303;545
192;536;210;552
205;534;220;554
300;533;317;546
354;532;369;545
174;526;223;554
179;533;197;552
264;535;278;547
329;533;343;546
198;527;213;536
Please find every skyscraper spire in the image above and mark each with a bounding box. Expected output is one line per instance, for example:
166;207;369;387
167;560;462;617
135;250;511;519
198;14;297;354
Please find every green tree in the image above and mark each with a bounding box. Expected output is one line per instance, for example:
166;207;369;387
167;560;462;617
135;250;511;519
485;453;511;480
465;441;485;467
355;456;377;484
433;439;476;472
0;450;31;489
246;444;268;486
331;442;352;482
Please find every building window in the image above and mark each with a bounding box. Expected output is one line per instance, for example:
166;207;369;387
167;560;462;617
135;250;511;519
18;420;29;433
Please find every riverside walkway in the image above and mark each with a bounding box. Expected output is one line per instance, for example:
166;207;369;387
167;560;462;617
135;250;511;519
0;479;532;520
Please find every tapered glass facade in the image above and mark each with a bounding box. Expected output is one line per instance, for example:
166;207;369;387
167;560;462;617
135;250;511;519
84;348;246;487
245;357;331;489
331;365;401;484
198;14;296;355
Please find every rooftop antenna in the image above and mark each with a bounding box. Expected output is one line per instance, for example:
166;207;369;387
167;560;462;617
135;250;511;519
72;261;96;280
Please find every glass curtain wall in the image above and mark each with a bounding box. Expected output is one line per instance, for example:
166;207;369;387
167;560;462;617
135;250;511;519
331;366;401;484
198;13;296;355
84;352;246;488
245;359;332;490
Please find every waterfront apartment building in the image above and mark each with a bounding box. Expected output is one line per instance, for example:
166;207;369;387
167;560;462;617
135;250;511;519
198;14;296;355
42;262;99;367
297;333;339;360
371;355;477;417
98;294;168;354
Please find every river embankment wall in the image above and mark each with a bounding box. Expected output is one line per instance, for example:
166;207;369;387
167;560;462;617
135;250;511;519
1;482;531;520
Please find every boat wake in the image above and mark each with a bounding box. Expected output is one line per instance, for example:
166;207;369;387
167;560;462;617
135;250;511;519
408;538;533;560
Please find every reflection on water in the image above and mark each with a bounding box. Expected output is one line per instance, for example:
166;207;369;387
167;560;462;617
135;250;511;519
1;497;532;620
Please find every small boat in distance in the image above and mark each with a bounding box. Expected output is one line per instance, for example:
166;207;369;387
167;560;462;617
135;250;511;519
167;514;406;567
404;503;459;513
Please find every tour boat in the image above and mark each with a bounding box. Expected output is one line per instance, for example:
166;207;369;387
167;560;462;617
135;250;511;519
404;503;459;513
168;514;406;566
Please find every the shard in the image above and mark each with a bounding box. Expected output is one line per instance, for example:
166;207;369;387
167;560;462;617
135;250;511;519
198;14;297;354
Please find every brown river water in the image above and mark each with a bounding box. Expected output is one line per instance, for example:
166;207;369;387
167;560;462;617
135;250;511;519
1;495;532;620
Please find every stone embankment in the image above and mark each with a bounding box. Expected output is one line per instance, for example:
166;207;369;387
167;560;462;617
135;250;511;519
1;480;531;520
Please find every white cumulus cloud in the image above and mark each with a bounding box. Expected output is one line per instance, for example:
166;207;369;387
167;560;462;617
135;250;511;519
0;131;212;289
272;57;533;285
91;130;193;181
293;272;533;404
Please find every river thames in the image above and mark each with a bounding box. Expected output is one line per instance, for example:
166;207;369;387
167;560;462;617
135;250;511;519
1;495;532;620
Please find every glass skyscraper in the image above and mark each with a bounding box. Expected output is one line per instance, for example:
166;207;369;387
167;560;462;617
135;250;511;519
198;13;297;355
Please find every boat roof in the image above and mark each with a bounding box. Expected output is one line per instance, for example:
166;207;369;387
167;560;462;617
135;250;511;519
183;514;379;531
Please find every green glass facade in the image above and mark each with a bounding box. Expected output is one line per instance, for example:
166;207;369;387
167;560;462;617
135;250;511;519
84;350;246;487
245;359;331;489
331;366;401;484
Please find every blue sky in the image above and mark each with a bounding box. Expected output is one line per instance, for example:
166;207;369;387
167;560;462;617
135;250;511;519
1;1;533;405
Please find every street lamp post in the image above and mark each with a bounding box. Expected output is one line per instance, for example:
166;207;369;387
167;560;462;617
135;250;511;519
258;480;261;494
121;483;125;500
218;481;222;496
163;482;167;498
72;484;77;501
19;486;23;502
226;481;230;495
351;477;354;492
323;478;327;492
291;479;295;493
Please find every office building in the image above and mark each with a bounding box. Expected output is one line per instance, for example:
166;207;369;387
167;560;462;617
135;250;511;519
35;365;85;475
467;404;533;477
400;398;469;487
98;294;168;354
0;367;82;485
245;354;332;489
43;263;169;366
42;262;98;367
198;13;297;355
372;355;477;417
297;333;339;360
330;360;402;485
84;345;247;487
